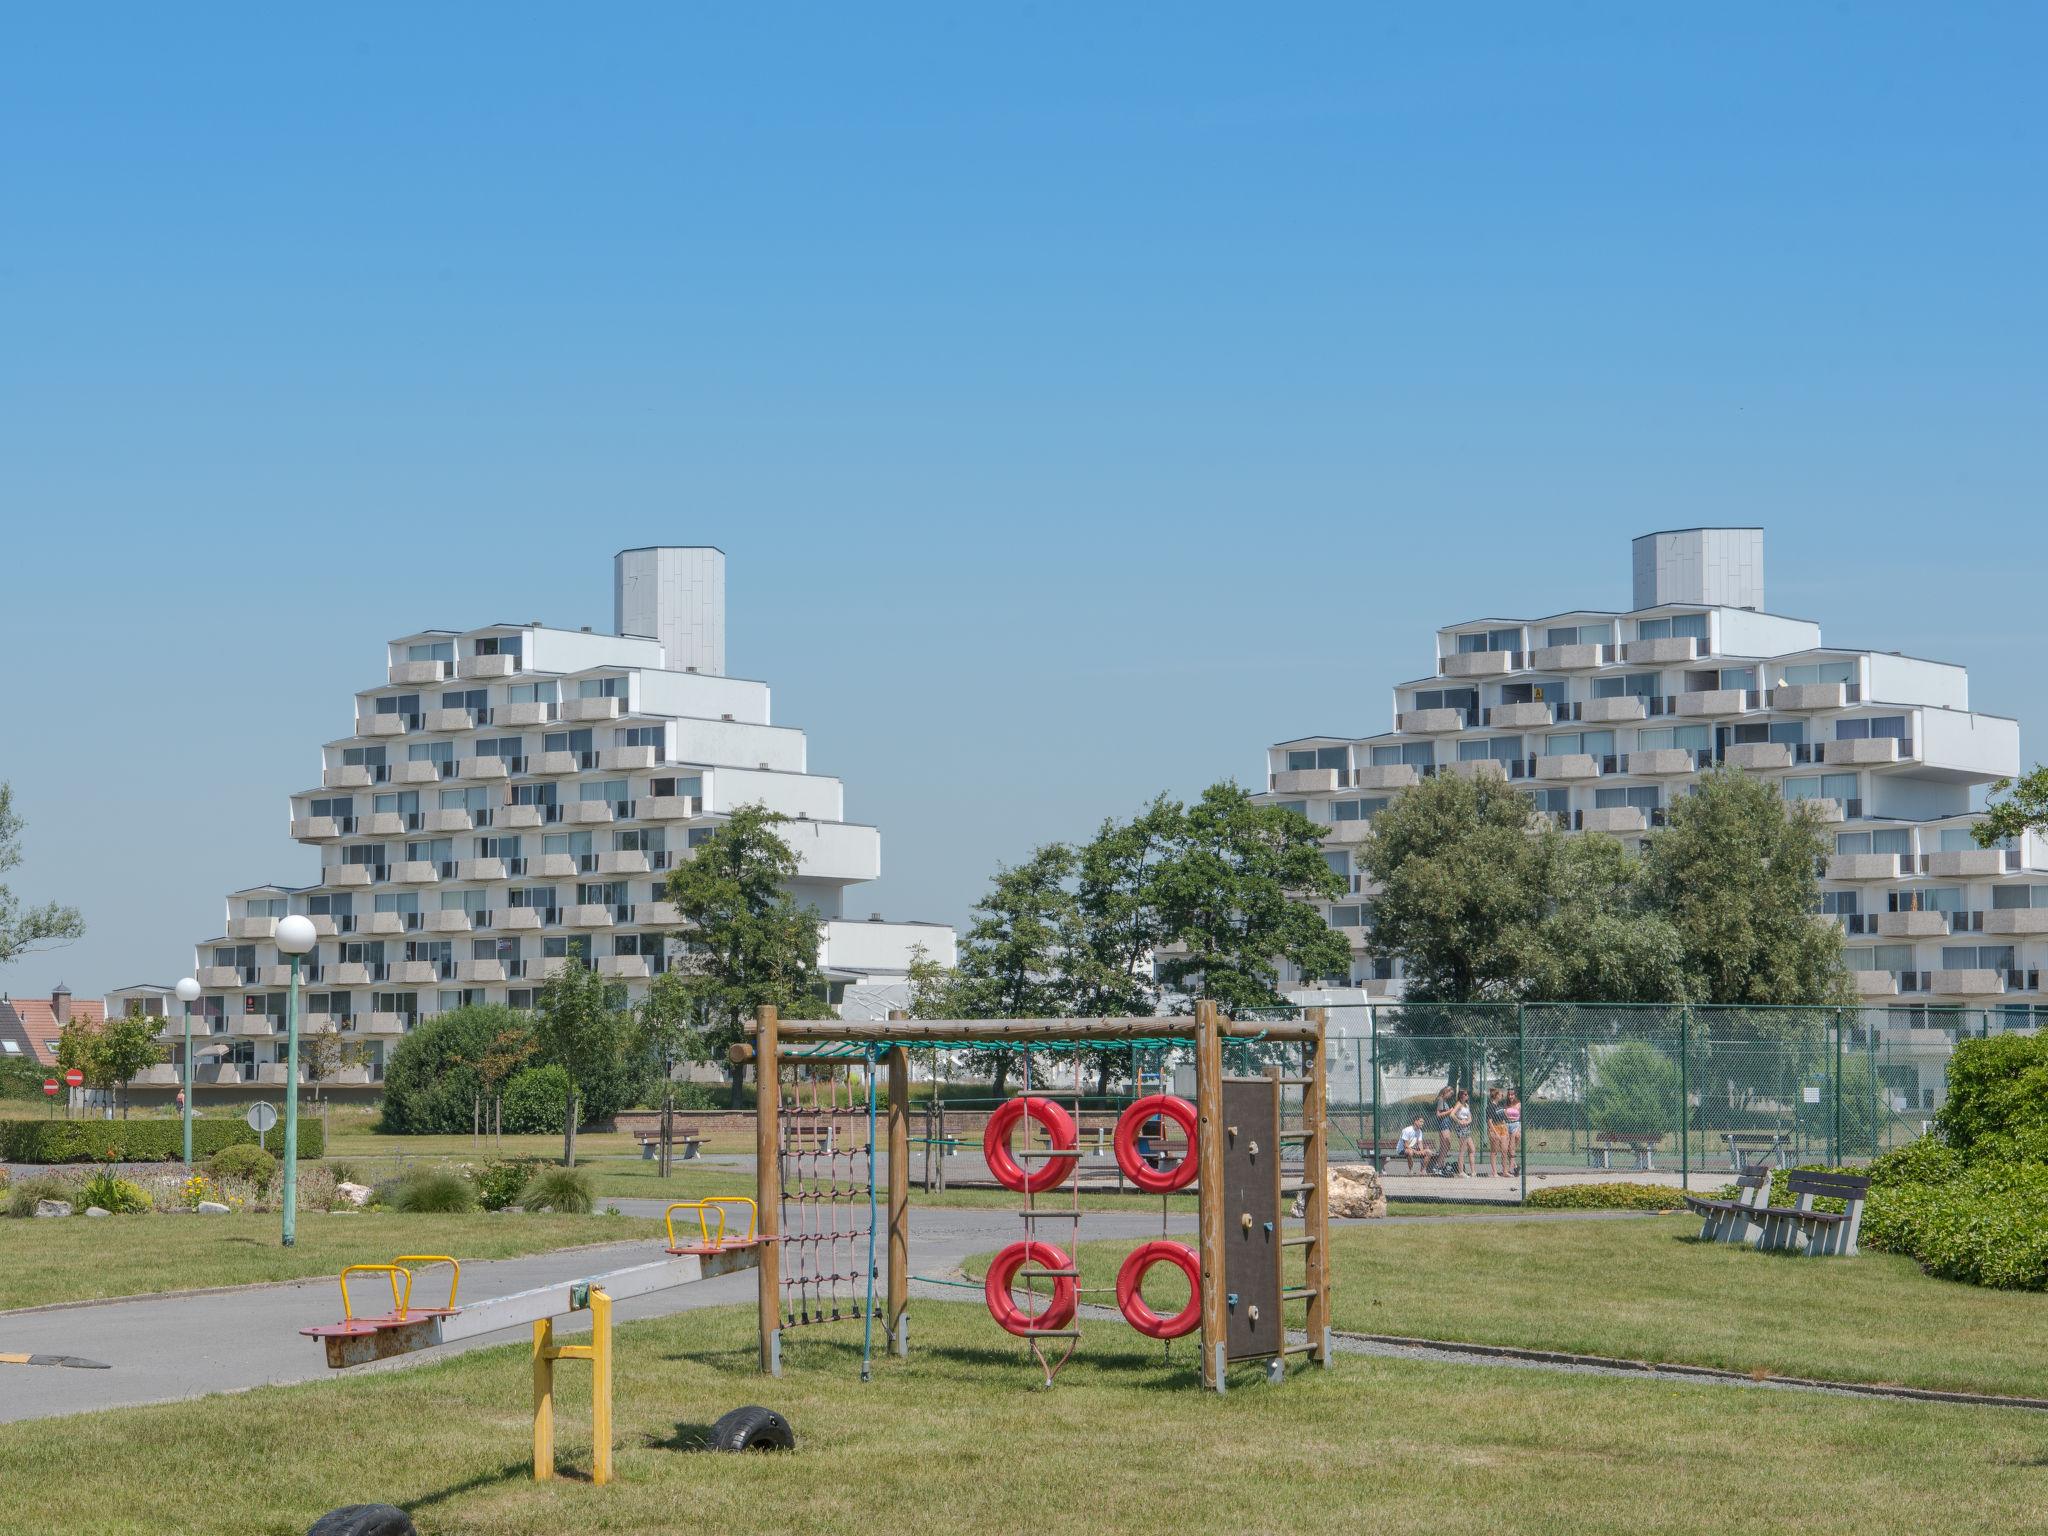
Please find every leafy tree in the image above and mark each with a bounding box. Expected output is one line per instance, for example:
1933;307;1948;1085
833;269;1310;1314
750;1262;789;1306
1640;766;1851;1008
1149;783;1349;1013
635;968;703;1174
662;804;827;1104
56;1012;163;1117
531;959;633;1166
1586;1039;1682;1140
1524;835;1690;1005
378;1005;536;1134
1974;765;2048;848
945;843;1081;1097
300;1030;372;1106
0;784;84;967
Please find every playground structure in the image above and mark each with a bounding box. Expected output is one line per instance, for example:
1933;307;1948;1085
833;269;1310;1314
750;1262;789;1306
733;998;1333;1392
301;1199;766;1484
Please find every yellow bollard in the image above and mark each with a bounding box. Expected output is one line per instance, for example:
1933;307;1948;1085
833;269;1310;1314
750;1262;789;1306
590;1289;613;1486
532;1317;555;1481
529;1289;614;1485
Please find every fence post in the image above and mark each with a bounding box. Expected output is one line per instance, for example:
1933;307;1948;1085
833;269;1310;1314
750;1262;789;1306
1831;1012;1843;1166
1516;1004;1527;1204
1678;1005;1689;1193
1369;1005;1381;1167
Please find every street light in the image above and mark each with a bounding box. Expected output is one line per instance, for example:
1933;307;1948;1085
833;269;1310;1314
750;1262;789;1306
174;977;202;1168
274;914;318;1247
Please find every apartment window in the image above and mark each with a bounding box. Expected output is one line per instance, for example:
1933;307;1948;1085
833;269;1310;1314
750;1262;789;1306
373;791;420;815
441;688;489;717
476;736;525;759
1330;798;1389;822
441;888;489;915
1591;672;1659;699
1522;788;1570;815
1775;660;1857;687
1327;905;1367;929
1285;746;1349;771
649;775;704;799
308;893;353;916
509;886;558;911
1637;725;1710;753
474;635;522;658
579;778;629;804
543;935;592;960
342;940;387;964
376;693;421;717
1594;786;1660;811
1837;829;1911;856
1820;891;1860;916
245;897;289;918
1635;614;1708;641
1321;852;1350;882
1783;773;1858;803
310;797;353;819
1371;742;1434;767
1718;667;1757;691
373;892;420;915
481;835;522;861
686;827;717;847
543;728;594;754
1942;946;2015;972
1411;688;1478;716
1847;945;1915;974
405;838;454;864
578;677;625;698
343;844;387;866
576;880;630;907
475;936;520;961
1728;720;1805;746
1891;887;1962;914
371;991;420;1014
341;746;387;767
1497;681;1557;706
614;932;664;957
440;786;491;813
1837;716;1908;741
1271;800;1308;817
1543;731;1615;757
511;782;558;808
615;827;666;853
1991;885;2048;910
406;642;454;663
544;831;595;857
506;680;555;704
407;741;454;765
1940;827;2011;853
618;725;664;750
1545;623;1613;647
1459;736;1523;763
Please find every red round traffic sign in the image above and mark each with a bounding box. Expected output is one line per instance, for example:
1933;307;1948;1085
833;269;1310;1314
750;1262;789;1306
42;1078;58;1097
63;1068;83;1088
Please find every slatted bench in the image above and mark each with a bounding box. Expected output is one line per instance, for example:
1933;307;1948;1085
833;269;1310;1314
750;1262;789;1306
1724;1130;1789;1171
1681;1166;1773;1245
1754;1170;1871;1257
637;1125;703;1161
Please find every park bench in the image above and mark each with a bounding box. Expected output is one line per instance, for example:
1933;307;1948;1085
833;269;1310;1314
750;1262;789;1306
1753;1169;1871;1257
783;1120;838;1156
1724;1129;1789;1171
1681;1165;1773;1245
637;1125;704;1161
1586;1133;1660;1171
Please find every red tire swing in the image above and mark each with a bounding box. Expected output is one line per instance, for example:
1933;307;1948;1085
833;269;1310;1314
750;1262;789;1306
982;1096;1078;1194
1115;1241;1202;1339
984;1240;1079;1335
1112;1094;1199;1194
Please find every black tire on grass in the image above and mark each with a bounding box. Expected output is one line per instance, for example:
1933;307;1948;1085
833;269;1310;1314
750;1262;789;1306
707;1404;796;1452
308;1504;418;1536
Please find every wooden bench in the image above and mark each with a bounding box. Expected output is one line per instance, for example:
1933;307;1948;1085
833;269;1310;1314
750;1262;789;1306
1753;1170;1871;1257
1587;1133;1660;1171
1681;1166;1773;1245
637;1125;703;1161
1724;1130;1789;1171
783;1120;838;1156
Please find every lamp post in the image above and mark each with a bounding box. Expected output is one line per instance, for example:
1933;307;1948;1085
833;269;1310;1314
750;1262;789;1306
275;915;318;1247
174;977;202;1168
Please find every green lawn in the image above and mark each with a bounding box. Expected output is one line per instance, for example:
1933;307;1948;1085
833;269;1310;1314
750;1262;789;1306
0;1211;663;1313
1064;1213;2048;1399
1;1302;2041;1535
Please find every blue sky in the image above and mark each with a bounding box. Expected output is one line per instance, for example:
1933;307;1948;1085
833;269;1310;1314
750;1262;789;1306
2;6;2043;1000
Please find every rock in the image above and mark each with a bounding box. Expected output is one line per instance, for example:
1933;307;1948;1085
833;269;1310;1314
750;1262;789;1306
85;1206;111;1218
33;1199;73;1219
336;1181;372;1208
1291;1163;1385;1221
196;1200;231;1215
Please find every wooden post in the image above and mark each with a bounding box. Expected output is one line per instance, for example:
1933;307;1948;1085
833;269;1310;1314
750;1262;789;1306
1194;997;1228;1393
754;1003;781;1376
1305;1007;1332;1366
886;1039;910;1356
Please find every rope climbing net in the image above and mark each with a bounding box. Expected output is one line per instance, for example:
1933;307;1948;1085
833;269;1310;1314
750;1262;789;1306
774;1048;880;1336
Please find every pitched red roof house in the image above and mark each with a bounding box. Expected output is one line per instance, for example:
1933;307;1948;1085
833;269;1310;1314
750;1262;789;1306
0;986;105;1069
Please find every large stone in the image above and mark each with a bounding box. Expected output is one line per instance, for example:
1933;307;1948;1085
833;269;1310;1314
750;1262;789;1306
196;1200;231;1215
336;1182;373;1208
84;1206;110;1218
33;1199;73;1219
1291;1163;1386;1221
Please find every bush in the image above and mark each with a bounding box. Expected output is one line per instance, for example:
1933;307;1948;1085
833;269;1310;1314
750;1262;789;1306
0;1118;322;1164
1586;1041;1680;1140
1525;1182;1687;1211
1866;1135;1966;1190
324;1158;365;1186
519;1166;594;1214
7;1173;81;1217
376;1005;536;1135
78;1170;152;1214
476;1159;544;1212
501;1065;572;1134
385;1167;478;1214
207;1144;279;1188
1935;1033;2048;1164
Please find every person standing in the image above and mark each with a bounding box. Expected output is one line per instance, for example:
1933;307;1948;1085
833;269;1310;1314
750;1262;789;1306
1433;1083;1456;1172
1454;1090;1477;1176
1504;1090;1523;1175
1486;1087;1510;1177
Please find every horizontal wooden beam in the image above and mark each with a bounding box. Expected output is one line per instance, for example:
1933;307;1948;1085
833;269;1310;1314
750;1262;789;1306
747;1016;1320;1046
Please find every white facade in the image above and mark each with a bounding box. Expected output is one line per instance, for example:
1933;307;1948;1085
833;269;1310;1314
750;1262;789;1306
162;549;953;1091
1261;528;2041;1066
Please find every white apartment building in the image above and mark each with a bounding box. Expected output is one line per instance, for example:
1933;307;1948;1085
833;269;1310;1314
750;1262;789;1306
1261;528;2040;1106
137;548;955;1098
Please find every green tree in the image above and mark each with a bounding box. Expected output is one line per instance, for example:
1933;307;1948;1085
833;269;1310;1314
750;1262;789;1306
1974;765;2048;848
0;784;84;967
56;1012;163;1117
378;1005;535;1134
1068;799;1180;1093
1149;782;1348;1013
661;804;828;1104
1640;766;1851;1007
531;959;632;1167
945;843;1081;1098
1525;835;1690;1005
635;968;704;1175
1586;1039;1682;1140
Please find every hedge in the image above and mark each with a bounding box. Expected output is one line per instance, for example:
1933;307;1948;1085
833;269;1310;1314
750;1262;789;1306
0;1118;324;1164
1525;1182;1689;1212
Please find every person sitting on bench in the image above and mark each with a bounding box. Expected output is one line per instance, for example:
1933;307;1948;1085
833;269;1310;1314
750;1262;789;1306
1396;1114;1434;1173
